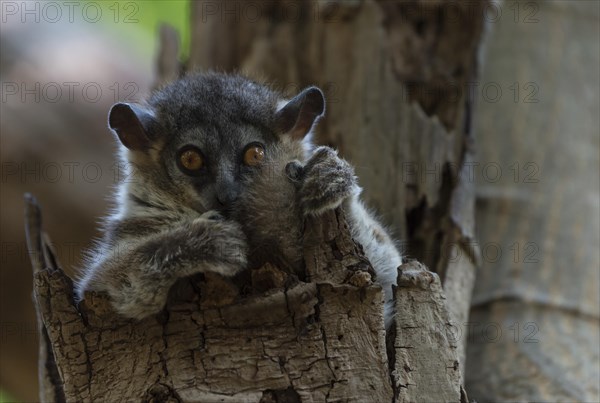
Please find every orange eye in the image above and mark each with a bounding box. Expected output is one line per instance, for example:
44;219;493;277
243;145;265;166
179;148;204;172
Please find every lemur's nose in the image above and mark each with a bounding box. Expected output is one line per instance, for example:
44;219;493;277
215;163;240;207
217;193;237;206
216;187;239;207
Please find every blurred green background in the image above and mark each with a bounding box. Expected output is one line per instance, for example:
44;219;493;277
97;0;190;59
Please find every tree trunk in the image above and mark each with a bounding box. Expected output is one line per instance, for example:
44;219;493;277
29;0;489;401
465;1;600;401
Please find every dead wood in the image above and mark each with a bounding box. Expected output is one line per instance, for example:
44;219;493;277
27;196;463;402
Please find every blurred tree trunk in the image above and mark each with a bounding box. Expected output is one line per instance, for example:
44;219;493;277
466;0;599;401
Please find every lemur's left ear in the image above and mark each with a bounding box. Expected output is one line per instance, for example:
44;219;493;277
275;87;325;140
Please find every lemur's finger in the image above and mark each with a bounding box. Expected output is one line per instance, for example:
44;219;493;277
285;161;304;182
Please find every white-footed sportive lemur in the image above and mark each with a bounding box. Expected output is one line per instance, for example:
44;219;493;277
75;72;402;328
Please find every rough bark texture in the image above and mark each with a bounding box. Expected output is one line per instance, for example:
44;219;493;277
29;198;396;402
392;261;464;402
466;1;600;401
29;197;464;402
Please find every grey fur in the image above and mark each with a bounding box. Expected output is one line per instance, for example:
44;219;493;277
76;72;402;326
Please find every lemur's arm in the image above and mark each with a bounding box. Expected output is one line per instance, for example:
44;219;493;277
76;212;247;319
343;196;402;329
295;146;402;328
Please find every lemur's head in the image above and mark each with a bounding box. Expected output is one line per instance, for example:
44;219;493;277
108;72;325;214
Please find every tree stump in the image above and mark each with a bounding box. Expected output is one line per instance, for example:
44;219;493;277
26;194;464;402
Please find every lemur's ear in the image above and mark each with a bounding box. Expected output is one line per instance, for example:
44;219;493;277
275;87;325;140
108;103;155;151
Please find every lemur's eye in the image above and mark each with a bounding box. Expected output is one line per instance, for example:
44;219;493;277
243;144;265;166
178;147;204;173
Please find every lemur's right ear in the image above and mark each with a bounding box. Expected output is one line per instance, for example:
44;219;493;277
108;103;155;151
275;87;325;140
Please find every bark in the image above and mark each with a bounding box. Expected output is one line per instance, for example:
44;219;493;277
28;196;463;402
392;261;465;402
465;1;600;401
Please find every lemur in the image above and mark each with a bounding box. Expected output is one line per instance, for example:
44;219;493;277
75;72;402;328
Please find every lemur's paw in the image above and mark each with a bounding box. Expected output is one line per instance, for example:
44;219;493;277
205;220;249;275
188;217;248;276
300;146;359;216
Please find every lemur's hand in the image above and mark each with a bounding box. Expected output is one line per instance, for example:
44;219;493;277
189;211;248;275
288;146;359;216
